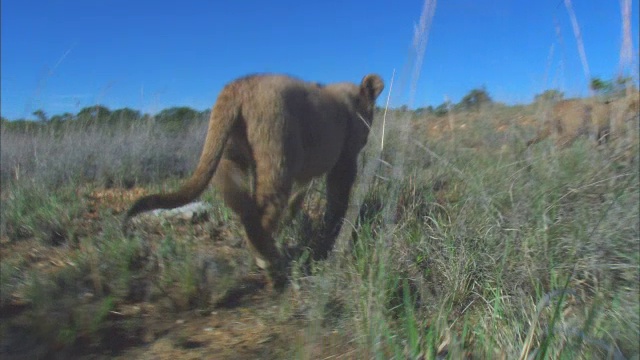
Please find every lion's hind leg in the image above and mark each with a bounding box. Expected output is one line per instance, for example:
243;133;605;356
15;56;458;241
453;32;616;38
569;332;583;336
212;158;253;215
213;157;289;291
235;158;292;291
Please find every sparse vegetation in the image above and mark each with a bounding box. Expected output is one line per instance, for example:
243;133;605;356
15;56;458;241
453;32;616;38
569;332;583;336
535;89;565;103
590;75;635;99
1;89;638;358
3;0;639;355
456;86;493;111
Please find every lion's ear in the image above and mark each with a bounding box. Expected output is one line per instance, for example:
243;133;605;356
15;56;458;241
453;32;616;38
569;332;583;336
360;74;384;100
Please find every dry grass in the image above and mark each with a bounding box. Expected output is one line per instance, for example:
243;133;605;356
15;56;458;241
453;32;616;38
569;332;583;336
1;96;637;358
2;1;638;356
0;118;207;191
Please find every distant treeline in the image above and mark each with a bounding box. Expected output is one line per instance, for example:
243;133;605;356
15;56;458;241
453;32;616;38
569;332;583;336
1;106;212;133
2;75;633;132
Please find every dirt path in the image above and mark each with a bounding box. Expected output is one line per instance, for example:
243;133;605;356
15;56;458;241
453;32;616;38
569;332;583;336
1;188;357;359
112;288;304;359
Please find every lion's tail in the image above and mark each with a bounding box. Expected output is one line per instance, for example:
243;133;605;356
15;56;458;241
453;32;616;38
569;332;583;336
123;85;241;230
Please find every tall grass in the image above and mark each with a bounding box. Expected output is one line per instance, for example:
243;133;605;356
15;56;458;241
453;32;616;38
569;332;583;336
1;94;638;358
1;118;208;245
294;1;640;356
1;1;638;356
294;103;639;358
0;118;207;191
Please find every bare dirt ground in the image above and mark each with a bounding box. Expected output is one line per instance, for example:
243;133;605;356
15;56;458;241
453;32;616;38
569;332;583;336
0;188;358;359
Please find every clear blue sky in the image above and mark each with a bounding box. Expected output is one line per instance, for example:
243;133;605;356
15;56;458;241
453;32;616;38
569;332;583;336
2;0;638;120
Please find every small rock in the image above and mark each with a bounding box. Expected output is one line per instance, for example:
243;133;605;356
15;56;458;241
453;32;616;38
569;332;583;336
151;202;213;223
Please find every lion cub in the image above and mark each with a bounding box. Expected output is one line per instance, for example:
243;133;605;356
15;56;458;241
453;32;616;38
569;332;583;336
124;73;384;290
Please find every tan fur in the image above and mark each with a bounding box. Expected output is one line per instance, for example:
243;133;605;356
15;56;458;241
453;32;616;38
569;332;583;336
124;73;384;290
526;99;609;147
607;92;640;145
527;94;639;148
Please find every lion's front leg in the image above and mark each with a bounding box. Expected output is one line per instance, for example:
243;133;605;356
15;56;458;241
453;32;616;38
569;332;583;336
312;158;357;261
